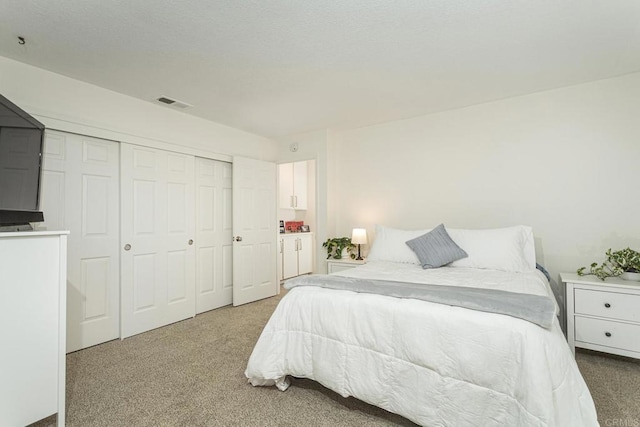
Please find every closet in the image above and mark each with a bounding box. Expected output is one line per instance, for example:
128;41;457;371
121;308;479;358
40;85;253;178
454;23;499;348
40;131;240;350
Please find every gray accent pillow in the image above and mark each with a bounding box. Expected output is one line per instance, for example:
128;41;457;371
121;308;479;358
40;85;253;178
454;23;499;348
405;224;468;269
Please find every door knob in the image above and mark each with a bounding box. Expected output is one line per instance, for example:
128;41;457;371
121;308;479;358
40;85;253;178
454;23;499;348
234;236;243;242
124;244;131;251
188;239;194;245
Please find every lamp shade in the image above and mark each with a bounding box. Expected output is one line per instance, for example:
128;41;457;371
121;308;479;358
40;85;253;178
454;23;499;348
351;228;368;245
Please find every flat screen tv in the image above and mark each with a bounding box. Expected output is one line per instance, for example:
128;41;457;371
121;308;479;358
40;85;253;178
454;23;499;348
0;94;45;229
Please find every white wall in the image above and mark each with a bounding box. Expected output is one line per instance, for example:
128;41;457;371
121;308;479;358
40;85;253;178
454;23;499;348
330;72;640;282
0;56;277;161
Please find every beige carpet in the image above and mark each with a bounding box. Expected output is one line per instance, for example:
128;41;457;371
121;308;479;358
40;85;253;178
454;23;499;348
33;291;639;426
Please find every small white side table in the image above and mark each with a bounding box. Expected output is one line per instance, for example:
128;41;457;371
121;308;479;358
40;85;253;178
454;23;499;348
562;272;640;359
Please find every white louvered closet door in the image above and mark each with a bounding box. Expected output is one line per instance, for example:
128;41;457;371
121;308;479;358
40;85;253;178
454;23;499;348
120;143;196;339
39;130;120;353
195;157;233;313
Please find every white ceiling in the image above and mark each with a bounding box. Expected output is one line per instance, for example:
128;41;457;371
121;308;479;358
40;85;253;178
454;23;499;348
1;1;640;138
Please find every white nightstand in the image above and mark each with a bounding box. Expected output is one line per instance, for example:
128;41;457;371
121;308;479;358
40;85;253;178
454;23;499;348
562;272;640;359
326;258;365;274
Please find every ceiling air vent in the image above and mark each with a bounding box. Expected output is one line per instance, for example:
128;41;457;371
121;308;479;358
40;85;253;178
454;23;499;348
156;96;193;109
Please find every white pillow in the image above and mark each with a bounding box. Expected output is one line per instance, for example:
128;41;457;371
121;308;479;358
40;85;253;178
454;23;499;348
367;224;430;264
447;226;536;273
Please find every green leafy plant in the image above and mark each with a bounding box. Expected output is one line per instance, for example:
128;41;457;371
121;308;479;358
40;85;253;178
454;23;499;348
322;237;356;260
577;247;640;280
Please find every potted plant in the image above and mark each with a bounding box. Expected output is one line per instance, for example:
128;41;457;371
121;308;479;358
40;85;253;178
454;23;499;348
577;247;640;281
322;237;356;260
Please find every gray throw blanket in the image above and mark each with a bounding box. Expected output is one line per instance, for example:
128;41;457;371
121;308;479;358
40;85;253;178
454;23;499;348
284;274;556;329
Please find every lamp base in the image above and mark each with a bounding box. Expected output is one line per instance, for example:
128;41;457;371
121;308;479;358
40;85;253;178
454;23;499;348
356;244;363;260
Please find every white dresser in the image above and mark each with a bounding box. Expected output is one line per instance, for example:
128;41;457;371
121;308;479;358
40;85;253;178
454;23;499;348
0;230;69;426
562;272;640;359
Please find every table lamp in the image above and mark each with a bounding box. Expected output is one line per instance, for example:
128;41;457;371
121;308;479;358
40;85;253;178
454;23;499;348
351;228;367;261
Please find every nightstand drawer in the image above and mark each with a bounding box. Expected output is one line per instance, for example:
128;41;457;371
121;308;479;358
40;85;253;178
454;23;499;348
574;288;640;322
575;316;640;353
328;263;356;274
326;259;365;274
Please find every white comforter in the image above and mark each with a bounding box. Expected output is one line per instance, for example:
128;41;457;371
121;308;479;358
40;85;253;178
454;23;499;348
245;262;598;426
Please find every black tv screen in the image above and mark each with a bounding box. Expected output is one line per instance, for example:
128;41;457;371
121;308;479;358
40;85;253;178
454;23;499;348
0;94;45;227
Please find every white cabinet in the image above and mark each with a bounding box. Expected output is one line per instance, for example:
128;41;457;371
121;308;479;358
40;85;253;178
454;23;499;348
0;231;68;426
297;233;313;275
278;161;307;210
562;273;640;359
281;235;299;280
279;233;313;280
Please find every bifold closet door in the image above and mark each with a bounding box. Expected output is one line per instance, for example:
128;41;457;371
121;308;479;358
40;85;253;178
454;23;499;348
39;131;120;353
120;144;196;339
195;158;233;313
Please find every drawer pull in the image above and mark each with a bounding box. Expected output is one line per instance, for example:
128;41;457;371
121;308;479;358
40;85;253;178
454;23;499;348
604;303;611;308
605;332;612;337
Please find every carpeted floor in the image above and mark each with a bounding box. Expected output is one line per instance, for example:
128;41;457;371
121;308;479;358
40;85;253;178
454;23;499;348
33;290;640;426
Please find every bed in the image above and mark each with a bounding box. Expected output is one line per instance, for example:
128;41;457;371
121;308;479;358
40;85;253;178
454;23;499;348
245;225;598;426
